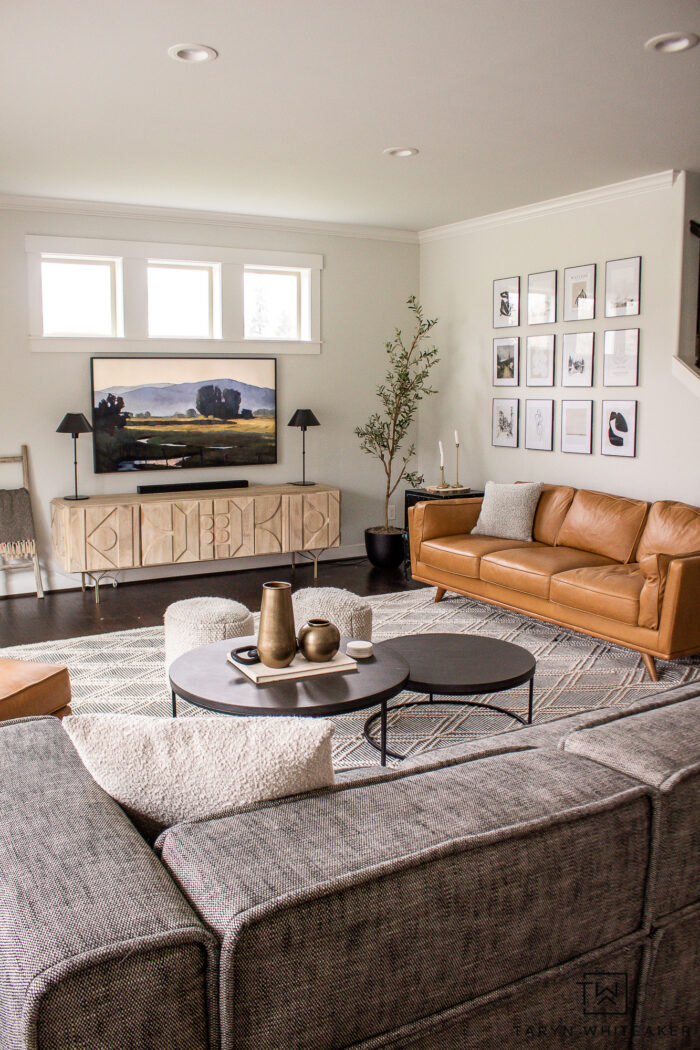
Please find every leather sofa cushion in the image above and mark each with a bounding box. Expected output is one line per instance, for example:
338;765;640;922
556;488;649;563
420;535;541;579
637;500;700;560
532;484;576;545
564;696;700;918
550;564;644;625
0;658;72;721
480;546;613;599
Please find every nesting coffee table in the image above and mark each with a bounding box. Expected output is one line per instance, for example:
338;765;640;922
169;635;409;765
364;633;536;760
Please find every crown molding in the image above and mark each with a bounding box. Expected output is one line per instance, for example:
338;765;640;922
419;170;679;243
0;192;419;245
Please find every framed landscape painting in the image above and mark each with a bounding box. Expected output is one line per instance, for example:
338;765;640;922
525;399;554;451
563;263;596;321
601;400;637;457
493;337;519;385
562;332;594;387
527;270;557;325
605;256;641;317
526;334;555;386
561;400;593;454
492;398;519;447
91;356;277;473
493;276;520;328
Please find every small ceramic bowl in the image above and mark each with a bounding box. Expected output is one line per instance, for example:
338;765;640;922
346;640;373;660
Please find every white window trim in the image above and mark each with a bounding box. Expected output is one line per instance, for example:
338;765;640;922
26;235;323;354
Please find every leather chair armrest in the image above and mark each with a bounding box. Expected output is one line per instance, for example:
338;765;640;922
656;552;700;654
409;497;483;567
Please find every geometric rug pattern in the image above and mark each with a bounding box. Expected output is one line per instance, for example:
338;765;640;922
2;587;698;768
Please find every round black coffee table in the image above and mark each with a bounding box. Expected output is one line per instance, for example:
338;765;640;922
169;635;409;765
364;633;536;760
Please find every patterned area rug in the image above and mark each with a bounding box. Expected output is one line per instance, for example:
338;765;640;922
2;588;698;768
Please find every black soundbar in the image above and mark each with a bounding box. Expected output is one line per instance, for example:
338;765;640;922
137;479;249;495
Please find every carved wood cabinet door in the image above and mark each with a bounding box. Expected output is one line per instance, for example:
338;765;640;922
288;490;341;550
199;497;255;561
140;500;201;566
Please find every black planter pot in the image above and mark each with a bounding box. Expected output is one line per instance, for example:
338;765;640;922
364;527;405;570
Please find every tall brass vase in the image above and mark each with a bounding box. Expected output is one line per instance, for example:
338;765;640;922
257;581;297;668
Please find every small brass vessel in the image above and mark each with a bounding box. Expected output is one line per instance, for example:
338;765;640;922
297;618;341;662
257;581;297;668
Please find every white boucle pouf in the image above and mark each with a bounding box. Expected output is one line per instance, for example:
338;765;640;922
291;587;372;641
164;597;254;672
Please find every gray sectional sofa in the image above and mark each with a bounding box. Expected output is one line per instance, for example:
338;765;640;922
1;681;699;1050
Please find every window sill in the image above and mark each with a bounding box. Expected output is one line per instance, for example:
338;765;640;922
28;337;322;356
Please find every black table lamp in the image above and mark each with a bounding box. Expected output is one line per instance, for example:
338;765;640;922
56;413;93;501
287;409;320;486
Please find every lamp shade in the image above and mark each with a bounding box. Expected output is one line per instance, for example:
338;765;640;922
287;409;320;429
56;413;93;436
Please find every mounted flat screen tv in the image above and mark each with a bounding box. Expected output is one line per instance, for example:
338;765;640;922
90;356;277;473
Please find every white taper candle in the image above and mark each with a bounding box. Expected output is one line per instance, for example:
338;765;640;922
454;429;459;445
438;440;444;466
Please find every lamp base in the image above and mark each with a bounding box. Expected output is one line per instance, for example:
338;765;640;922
290;481;316;486
63;495;89;501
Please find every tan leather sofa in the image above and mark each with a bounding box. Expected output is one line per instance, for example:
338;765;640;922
0;658;72;721
409;485;700;680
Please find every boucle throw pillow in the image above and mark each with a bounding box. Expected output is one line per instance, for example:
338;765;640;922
63;714;335;832
471;481;544;541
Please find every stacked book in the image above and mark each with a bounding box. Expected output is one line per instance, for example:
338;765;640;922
227;649;357;685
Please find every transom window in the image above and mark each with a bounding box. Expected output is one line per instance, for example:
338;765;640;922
40;254;122;337
147;261;221;339
244;267;307;341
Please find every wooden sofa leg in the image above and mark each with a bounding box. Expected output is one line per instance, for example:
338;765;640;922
642;653;659;682
434;587;446;603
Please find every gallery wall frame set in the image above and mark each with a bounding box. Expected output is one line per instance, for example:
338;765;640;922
493;337;519;385
525;335;555;387
527;270;557;325
601;400;638;457
603;329;639;386
492;398;519;447
493;277;520;328
525;399;554;451
561;399;593;455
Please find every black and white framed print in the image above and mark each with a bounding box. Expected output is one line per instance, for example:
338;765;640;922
527;270;557;325
525;399;554;451
563;263;596;321
492;398;519;447
603;329;639;386
601;400;637;457
493;337;519;385
561;400;593;454
493;276;520;328
562;332;594;387
526;334;555;386
605;256;641;317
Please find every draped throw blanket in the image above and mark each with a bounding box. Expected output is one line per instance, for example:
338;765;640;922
0;488;37;558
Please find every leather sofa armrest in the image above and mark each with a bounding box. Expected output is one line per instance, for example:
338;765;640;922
656;552;700;652
409;498;483;566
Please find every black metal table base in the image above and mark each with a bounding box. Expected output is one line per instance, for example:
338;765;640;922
363;678;534;762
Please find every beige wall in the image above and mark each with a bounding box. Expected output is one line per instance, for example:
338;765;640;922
0;205;418;594
418;173;700;507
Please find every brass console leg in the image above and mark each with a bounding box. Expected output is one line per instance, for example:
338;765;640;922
313;551;319;582
642;653;658;682
81;572;86;592
291;551;296;570
94;577;100;605
435;587;446;603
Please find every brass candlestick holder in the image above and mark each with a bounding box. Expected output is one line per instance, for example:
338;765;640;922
436;465;450;490
450;443;461;489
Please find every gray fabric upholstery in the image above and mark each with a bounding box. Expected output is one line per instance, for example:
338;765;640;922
634;903;700;1050
0;716;219;1050
564;697;700;918
472;480;544;540
159;748;650;1050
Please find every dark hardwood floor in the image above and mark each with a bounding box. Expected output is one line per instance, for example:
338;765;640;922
0;558;426;646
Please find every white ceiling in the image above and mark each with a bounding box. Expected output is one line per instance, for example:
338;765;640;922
2;0;699;231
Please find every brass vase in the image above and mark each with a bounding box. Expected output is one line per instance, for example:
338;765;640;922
298;619;341;662
257;581;297;668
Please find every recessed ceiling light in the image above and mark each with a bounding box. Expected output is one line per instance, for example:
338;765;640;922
167;43;219;63
644;31;699;53
383;147;420;158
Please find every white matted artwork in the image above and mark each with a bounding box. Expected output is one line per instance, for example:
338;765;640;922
493;337;519;385
561;400;593;454
602;400;637;457
603;329;639;386
563;263;596;321
526;334;555;386
605;256;641;317
492;398;519;447
493;276;520;328
527;270;557;325
562;332;594;387
525;399;554;451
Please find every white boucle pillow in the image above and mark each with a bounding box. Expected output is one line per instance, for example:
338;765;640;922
471;480;544;541
63;714;335;832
